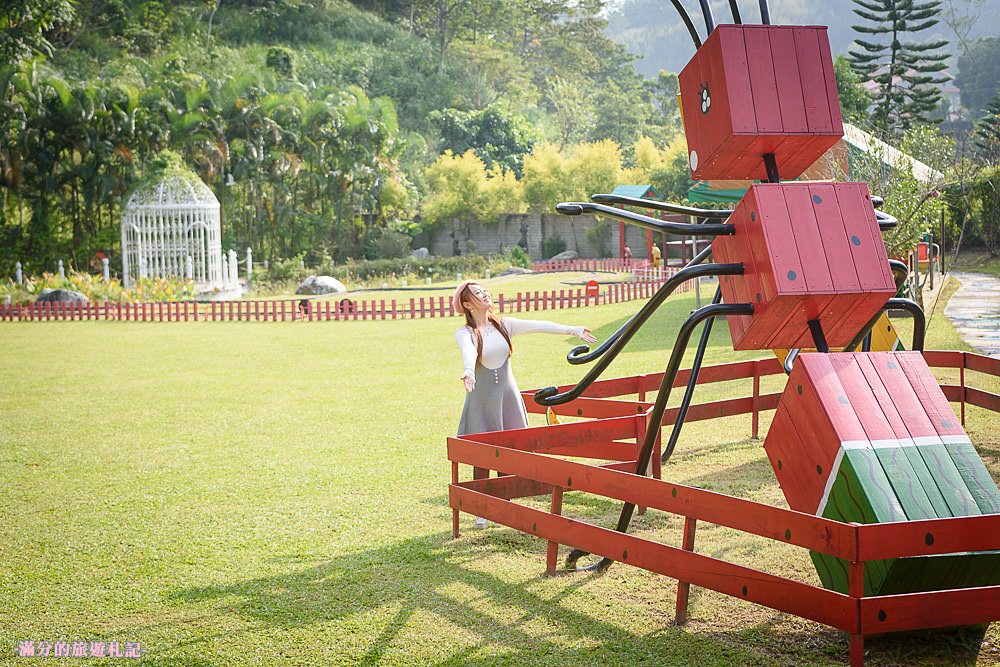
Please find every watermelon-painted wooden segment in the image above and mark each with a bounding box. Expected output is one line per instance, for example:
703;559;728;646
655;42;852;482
679;25;843;180
767;351;1000;595
716;183;895;350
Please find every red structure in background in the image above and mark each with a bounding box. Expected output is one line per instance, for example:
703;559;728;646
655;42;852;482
448;354;1000;665
713;182;896;350
678;25;843;180
449;16;1000;666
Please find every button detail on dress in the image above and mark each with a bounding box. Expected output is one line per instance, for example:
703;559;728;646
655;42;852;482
493;368;500;384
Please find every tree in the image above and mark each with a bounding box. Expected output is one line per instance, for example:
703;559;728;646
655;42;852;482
848;0;949;137
0;0;74;65
971;166;1000;256
428;105;538;177
834;55;872;123
974;92;1000;165
849;124;953;256
953;36;1000;119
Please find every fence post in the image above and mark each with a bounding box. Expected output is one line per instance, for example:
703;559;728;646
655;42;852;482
675;517;698;625
960;353;967;426
752;361;761;439
546;486;564;575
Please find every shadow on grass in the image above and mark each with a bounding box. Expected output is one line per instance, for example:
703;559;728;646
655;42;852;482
169;526;988;666
171;530;786;666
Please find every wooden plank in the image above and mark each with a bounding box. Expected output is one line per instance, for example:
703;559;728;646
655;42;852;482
721;25;756;134
450;484;857;631
859;585;1000;633
793;28;834;133
868;353;981;517
858;514;1000;559
447;438;858;558
966;353;1000;376
856;354;952;518
768;27;808;133
461;416;638;453
816;27;844;134
764;402;817;512
744;26;783;134
896;352;1000;515
459;475;553;500
967;387;1000;412
831;354;937;521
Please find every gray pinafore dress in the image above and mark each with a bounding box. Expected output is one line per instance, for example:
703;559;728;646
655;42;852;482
457;323;529;436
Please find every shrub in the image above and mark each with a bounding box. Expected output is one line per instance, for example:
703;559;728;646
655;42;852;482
542;235;567;259
377;230;412;259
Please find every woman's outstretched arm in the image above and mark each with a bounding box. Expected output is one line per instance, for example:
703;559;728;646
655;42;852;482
503;317;597;342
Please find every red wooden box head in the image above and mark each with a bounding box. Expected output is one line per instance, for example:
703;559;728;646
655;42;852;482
679;25;843;181
712;182;896;350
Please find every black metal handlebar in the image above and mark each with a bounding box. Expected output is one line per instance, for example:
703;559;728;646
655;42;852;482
590;193;732;219
534;262;744;406
556;202;733;236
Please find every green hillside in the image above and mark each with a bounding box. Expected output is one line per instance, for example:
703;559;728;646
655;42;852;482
0;0;674;273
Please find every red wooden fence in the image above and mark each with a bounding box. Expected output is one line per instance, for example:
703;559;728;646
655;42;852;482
0;273;687;323
451;351;1000;667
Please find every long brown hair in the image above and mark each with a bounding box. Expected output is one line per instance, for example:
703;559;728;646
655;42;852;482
460;284;512;368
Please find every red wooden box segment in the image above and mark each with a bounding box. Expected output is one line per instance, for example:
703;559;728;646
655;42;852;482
765;351;1000;596
713;182;895;350
679;24;843;181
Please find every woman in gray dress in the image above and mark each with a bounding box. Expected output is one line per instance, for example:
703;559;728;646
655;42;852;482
452;280;596;527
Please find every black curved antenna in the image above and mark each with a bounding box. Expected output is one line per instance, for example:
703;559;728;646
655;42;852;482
670;0;703;49
728;0;743;24
698;0;716;34
758;0;771;24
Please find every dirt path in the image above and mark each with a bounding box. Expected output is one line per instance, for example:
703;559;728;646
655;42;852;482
944;272;1000;356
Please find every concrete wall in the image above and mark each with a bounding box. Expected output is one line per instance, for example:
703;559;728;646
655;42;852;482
415;213;663;260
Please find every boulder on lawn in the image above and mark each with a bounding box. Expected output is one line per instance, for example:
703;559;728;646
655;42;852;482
295;275;347;295
36;289;89;304
497;267;533;277
549;250;578;261
411;247;430;260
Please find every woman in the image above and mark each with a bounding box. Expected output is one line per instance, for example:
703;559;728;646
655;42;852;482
453;280;596;527
453;280;596;526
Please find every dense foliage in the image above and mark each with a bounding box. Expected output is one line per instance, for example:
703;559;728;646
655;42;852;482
0;0;671;277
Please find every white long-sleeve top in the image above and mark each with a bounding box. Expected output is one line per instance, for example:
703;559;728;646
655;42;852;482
455;317;585;379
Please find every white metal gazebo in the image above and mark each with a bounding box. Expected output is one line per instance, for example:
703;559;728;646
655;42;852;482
120;173;223;288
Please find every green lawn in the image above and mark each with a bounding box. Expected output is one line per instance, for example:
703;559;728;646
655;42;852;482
2;277;999;666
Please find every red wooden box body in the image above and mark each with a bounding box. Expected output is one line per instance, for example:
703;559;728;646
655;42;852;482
679;25;843;181
712;182;895;350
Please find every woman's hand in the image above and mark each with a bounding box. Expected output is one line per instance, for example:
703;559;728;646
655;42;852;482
462;375;476;392
577;327;597;344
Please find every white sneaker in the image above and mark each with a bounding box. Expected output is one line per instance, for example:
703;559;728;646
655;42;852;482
474;517;489;529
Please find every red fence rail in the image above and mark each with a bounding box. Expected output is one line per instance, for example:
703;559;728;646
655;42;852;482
0;274;687;323
450;351;1000;666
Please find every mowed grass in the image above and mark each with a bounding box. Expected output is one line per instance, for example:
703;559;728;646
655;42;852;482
2;276;999;666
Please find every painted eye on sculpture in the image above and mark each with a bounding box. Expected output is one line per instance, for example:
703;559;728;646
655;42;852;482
699;83;711;114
